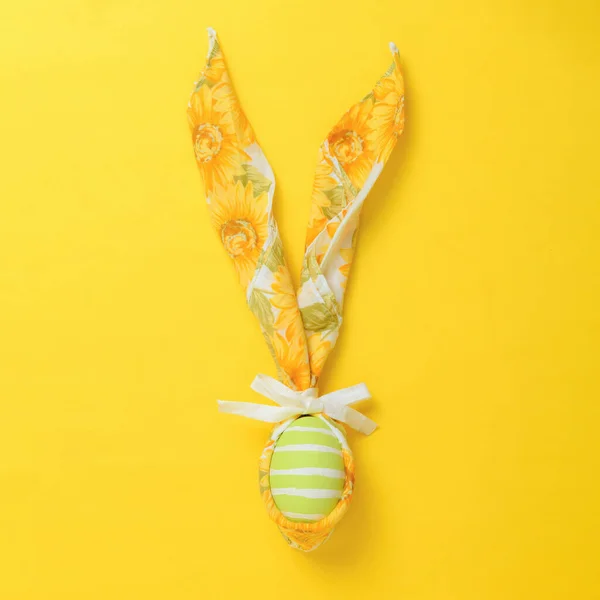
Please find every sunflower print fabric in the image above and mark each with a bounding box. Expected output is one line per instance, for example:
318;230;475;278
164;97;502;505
299;44;404;387
187;28;310;391
188;28;405;551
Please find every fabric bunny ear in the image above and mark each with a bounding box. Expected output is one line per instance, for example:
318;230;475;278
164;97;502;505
298;44;405;386
187;28;311;391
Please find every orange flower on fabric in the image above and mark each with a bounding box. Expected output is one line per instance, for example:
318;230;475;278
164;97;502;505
201;53;226;84
213;77;255;147
187;85;249;194
338;247;354;288
271;266;305;344
273;333;311;391
306;204;327;249
306;151;339;247
326;220;340;239
327;99;375;190
307;333;332;379
369;62;405;163
209;181;269;287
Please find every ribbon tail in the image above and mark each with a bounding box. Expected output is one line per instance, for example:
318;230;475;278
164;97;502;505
328;404;377;435
320;383;371;406
250;374;291;401
342;405;378;435
217;400;300;423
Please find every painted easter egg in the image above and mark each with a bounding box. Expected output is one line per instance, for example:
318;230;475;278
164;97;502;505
269;416;346;523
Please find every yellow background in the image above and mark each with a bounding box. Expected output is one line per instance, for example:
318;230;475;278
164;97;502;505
1;0;599;598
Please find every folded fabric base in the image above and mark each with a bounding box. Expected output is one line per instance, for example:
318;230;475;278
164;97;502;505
259;415;354;552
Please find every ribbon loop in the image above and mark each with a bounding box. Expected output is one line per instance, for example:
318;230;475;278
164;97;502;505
217;374;377;435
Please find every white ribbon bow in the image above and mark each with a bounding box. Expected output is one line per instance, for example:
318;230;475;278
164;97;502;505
217;374;377;435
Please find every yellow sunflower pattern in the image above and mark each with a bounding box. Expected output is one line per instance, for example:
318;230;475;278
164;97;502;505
298;44;404;386
188;28;310;390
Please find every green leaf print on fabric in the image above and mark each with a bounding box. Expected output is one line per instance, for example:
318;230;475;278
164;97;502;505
300;303;339;333
248;288;275;333
234;164;272;197
260;236;285;273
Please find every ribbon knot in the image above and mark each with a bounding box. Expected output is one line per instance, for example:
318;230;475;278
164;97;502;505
302;396;324;414
217;374;377;435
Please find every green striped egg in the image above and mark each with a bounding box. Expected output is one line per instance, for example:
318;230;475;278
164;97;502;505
269;416;345;523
